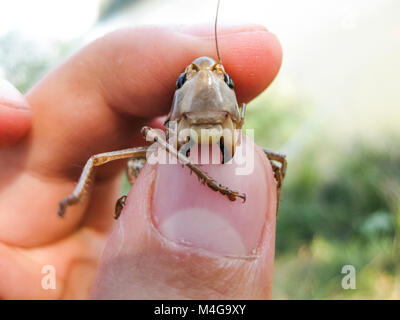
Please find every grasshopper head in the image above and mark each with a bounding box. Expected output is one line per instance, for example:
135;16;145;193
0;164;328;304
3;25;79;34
166;56;242;162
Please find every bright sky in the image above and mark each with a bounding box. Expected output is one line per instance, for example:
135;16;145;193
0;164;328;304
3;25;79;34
0;0;382;42
0;0;99;40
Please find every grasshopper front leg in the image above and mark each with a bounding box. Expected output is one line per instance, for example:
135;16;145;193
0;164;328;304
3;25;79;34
141;126;246;202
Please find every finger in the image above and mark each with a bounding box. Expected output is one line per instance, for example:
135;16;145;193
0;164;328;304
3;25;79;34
0;79;31;148
92;137;277;299
0;242;61;299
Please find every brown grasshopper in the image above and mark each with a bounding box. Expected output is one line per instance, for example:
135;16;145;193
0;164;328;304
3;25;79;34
58;0;287;219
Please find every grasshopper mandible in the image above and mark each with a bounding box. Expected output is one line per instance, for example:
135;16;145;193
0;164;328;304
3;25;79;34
58;0;287;219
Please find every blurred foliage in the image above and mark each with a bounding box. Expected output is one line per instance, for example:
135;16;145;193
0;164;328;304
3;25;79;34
243;83;313;150
99;0;141;21
277;143;399;253
274;143;400;299
244;90;400;299
0;31;77;92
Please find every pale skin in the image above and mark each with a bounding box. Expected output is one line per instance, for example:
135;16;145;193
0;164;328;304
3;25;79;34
0;25;283;299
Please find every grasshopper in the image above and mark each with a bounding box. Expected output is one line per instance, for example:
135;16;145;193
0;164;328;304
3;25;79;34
58;0;287;219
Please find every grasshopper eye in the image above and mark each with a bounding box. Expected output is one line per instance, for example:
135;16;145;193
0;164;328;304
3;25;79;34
176;72;187;89
224;73;235;89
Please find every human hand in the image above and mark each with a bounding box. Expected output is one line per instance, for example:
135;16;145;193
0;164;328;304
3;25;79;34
0;25;282;299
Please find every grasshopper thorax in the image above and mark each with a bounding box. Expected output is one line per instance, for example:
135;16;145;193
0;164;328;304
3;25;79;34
165;56;241;162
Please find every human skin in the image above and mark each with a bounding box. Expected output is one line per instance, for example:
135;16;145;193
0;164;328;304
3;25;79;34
0;25;282;299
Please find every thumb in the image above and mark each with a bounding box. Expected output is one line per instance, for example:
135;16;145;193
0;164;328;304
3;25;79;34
0;79;31;148
91;136;277;299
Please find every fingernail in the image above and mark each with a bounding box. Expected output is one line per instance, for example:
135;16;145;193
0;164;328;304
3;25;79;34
0;79;30;110
152;137;270;255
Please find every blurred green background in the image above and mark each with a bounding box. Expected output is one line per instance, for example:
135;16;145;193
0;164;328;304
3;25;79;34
1;0;399;299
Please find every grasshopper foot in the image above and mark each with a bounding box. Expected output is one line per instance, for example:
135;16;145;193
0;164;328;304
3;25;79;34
114;195;127;219
58;194;79;217
200;176;246;203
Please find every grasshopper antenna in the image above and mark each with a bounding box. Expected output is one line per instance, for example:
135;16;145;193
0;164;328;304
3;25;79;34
215;0;222;64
